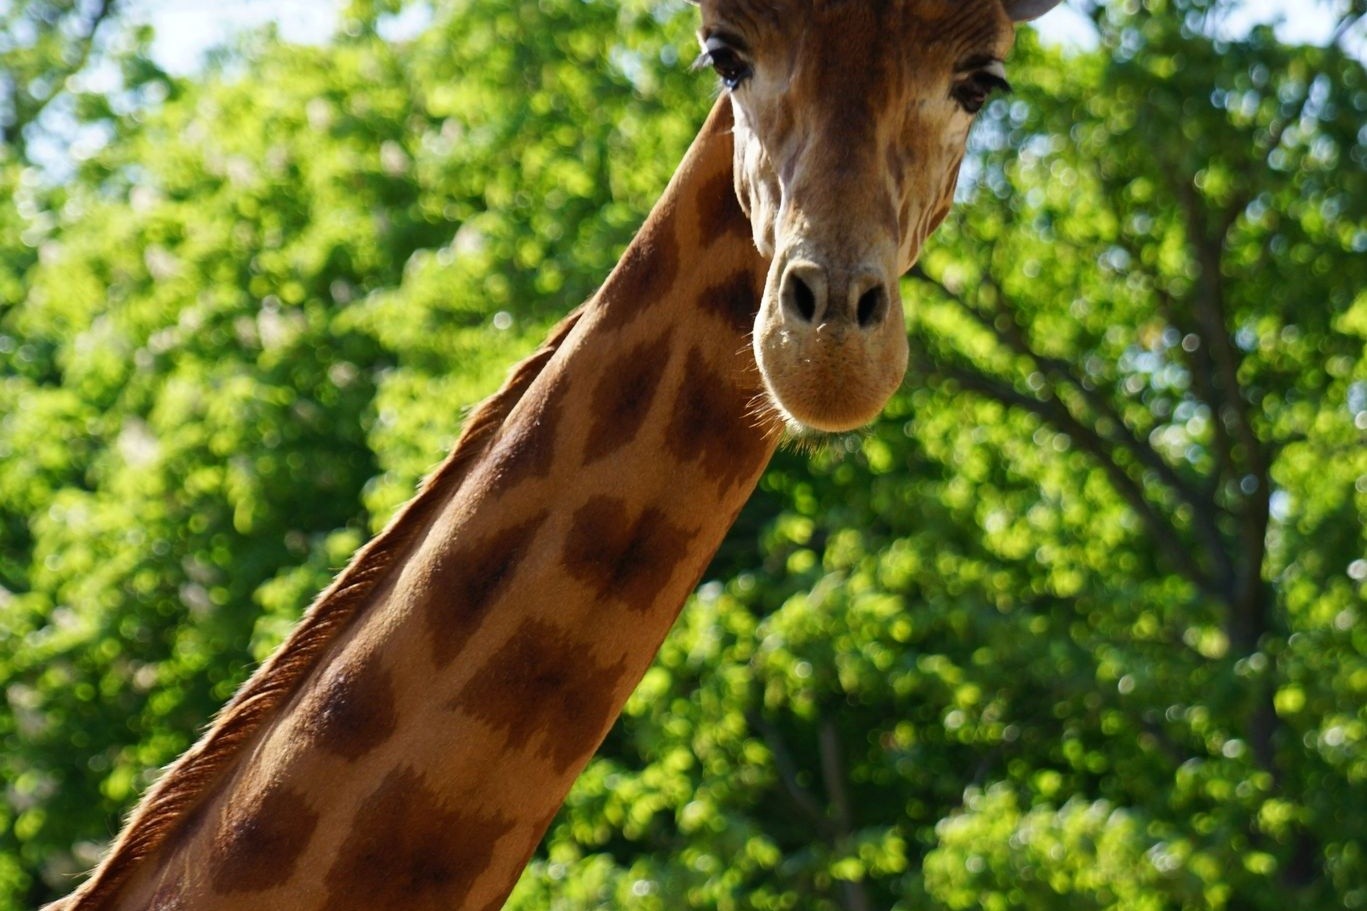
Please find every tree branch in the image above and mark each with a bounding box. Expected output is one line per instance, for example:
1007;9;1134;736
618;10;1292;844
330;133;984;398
913;344;1218;599
1147;284;1239;587
1166;133;1280;788
817;718;872;911
1329;10;1365;52
1176;185;1272;575
910;265;1211;517
817;718;855;836
908;265;1229;593
1;0;120;157
749;713;833;838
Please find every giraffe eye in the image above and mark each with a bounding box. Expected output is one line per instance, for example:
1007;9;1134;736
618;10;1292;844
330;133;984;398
698;36;753;89
952;68;1011;114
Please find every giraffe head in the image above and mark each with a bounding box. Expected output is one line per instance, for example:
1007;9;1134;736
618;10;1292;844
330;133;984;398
692;0;1060;432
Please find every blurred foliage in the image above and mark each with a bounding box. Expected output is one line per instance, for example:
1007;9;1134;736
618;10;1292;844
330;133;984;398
1;0;1364;909
1;0;120;157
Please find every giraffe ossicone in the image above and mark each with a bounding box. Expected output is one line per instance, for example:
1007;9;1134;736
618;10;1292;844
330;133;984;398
51;2;1061;909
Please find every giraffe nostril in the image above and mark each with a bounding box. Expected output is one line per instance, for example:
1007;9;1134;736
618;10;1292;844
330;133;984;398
788;274;818;324
856;285;886;328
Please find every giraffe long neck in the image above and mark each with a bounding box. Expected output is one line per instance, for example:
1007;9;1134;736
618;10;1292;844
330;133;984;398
76;99;779;911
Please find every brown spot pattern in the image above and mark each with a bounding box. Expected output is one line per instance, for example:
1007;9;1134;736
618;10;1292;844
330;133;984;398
698;269;762;335
451;618;627;775
583;333;672;466
208;783;318;893
427;512;548;667
485;371;570;490
696;168;751;243
597;219;680;333
299;650;397;761
562;495;693;611
324;767;514;911
666;347;775;494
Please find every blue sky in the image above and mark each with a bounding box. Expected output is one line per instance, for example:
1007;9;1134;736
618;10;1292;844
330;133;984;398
132;0;1362;75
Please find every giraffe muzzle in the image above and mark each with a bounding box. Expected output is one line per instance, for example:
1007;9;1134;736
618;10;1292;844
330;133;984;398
753;253;909;434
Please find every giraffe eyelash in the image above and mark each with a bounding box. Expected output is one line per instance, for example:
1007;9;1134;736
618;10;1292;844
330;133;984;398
694;36;754;89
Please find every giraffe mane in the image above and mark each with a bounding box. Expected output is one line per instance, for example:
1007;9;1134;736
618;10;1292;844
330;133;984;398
64;306;587;909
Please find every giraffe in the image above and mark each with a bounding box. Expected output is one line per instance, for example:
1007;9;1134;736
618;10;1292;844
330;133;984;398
50;1;1061;908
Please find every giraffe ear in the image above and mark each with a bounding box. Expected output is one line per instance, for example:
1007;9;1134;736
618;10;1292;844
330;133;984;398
1001;0;1063;21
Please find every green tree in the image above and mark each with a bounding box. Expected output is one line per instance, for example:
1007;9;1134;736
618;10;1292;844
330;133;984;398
2;1;1362;909
1;0;123;157
509;4;1366;910
2;0;704;904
